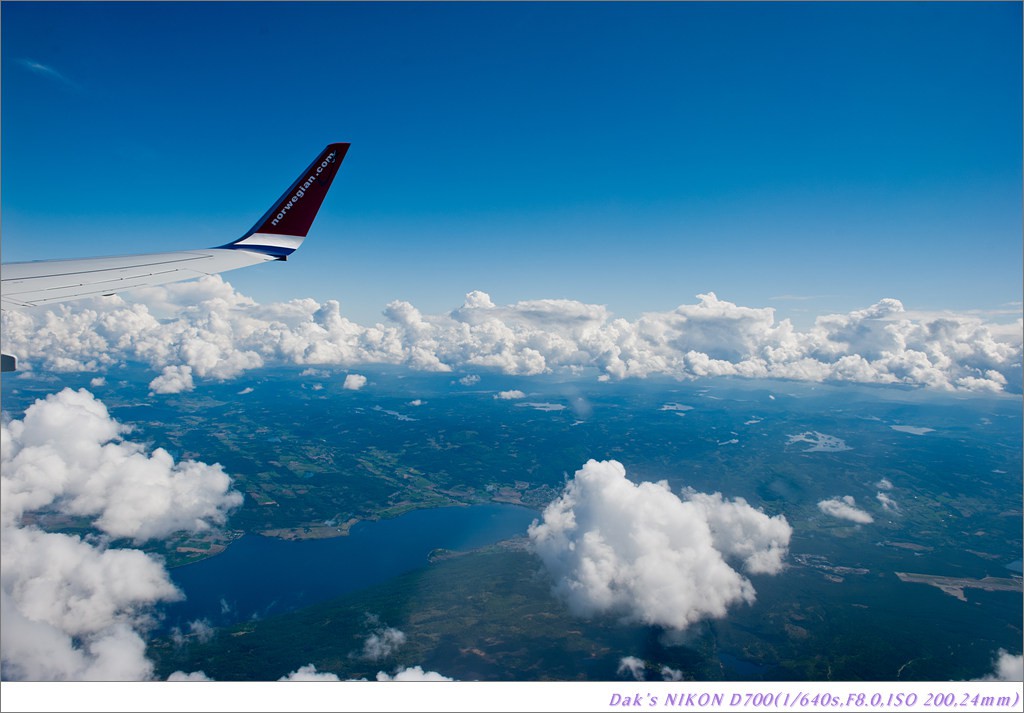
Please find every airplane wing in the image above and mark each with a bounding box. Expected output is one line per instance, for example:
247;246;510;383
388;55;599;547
1;142;349;372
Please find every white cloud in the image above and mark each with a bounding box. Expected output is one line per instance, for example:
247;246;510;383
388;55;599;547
170;618;216;648
17;58;79;90
2;388;242;541
187;619;215;644
0;537;177;681
375;666;454;681
660;665;684;681
974;650;1023;682
167;670;213;681
409;399;424;406
495;390;526;400
818;496;874;524
876;478;893;491
89;377;106;388
238;387;254;395
876;492;899;512
360;626;406;661
684;490;791;575
617;656;686;681
617;656;646;680
173;618;217;646
528;460;791;631
3;280;1019;394
149;365;194;395
279;664;341;681
343;373;367;391
1;388;243;681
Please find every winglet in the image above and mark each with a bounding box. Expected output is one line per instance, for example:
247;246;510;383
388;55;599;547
223;142;350;258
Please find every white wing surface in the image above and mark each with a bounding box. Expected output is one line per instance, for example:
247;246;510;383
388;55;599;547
0;142;350;370
1;249;273;309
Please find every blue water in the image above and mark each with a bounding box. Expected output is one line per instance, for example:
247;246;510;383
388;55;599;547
719;652;768;678
161;504;536;630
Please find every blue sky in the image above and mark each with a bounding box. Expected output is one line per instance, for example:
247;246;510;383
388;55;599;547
2;1;1021;326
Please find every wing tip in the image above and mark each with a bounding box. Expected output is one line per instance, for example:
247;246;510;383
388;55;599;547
224;142;350;256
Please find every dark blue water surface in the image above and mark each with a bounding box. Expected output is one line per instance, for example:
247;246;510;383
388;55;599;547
162;504;535;631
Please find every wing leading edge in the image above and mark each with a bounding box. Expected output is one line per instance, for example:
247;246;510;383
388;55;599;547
0;142;349;371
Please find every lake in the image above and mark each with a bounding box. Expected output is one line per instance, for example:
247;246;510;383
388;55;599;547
161;503;537;631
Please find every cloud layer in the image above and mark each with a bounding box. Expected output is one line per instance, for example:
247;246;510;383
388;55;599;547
2;278;1019;393
527;460;791;631
1;389;242;680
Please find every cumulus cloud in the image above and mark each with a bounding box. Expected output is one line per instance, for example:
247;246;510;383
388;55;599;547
975;650;1024;682
2;388;242;541
188;619;215;644
876;478;893;490
818;496;874;524
528;460;791;632
495;390;526;400
89;377;106;388
168;670;213;681
2;279;1019;394
0;537;177;681
1;389;243;681
876;492;899;512
375;666;454;681
684;489;792;575
360;626;406;661
660;665;684;681
149;365;194;394
343;373;367;391
279;664;341;681
617;656;646;680
617;656;686;681
170;618;216;648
